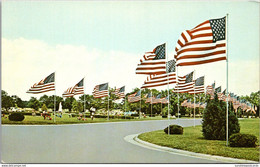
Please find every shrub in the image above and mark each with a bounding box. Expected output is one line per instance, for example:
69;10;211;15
202;94;240;140
164;125;183;135
162;115;167;118
131;114;139;117
8;113;25;121
229;133;257;147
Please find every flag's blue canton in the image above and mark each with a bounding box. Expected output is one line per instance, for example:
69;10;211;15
185;72;193;83
153;43;166;60
147;92;151;98
99;83;108;91
135;90;141;97
209;17;226;43
215;86;221;93
166;59;176;73
195;76;204;86
77;79;84;87
120;86;125;92
187;99;191;102
156;94;161;99
44;72;55;84
212;82;215;89
222;89;226;94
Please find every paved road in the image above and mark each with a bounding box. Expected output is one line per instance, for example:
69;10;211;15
1;119;222;163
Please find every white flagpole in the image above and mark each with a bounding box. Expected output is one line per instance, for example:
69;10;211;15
226;14;229;146
193;70;196;127
177;66;179;124
108;83;110;120
83;77;86;120
166;42;170;135
54;72;56;123
140;88;141;119
151;91;153;117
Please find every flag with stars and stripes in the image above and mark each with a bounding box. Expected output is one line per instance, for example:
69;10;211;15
27;72;55;94
62;78;84;98
141;59;177;89
152;94;162;104
128;90;141;103
174;17;226;66
93;83;109;98
161;96;169;104
145;92;155;103
112;86;125;99
174;71;195;93
206;82;215;99
188;76;205;94
136;43;166;75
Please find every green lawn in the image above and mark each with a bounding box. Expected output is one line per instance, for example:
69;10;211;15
138;119;260;162
1;114;173;125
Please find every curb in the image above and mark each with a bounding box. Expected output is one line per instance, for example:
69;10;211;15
124;133;258;164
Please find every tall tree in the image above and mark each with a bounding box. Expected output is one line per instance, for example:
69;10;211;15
63;97;76;112
1;90;13;111
28;97;40;111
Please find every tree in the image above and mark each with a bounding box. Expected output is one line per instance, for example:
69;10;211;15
1;90;13;111
11;95;24;108
41;104;48;112
202;94;240;140
28;97;40;111
63;97;76;112
72;100;83;112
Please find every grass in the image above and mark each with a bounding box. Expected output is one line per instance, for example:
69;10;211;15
138;118;260;162
1;113;174;125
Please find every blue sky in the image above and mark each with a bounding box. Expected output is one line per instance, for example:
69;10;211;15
2;1;259;100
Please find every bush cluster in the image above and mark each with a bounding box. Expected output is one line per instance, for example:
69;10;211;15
202;95;240;140
229;133;257;147
162;115;167;118
8;113;25;121
164;125;183;135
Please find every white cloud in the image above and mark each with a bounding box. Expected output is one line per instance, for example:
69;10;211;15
2;38;259;101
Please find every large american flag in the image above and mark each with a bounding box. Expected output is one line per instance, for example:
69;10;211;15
62;78;84;98
161;96;169;104
136;43;166;75
141;60;177;89
128;90;141;103
93;83;109;98
174;17;226;66
174;71;194;93
27;72;55;94
188;76;204;94
112;86;125;99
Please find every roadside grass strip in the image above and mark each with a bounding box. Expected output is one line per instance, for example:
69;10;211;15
1;114;180;125
137;119;259;162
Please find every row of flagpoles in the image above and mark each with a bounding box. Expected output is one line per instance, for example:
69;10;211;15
26;15;248;146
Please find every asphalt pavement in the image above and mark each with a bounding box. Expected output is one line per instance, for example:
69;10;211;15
1;118;222;163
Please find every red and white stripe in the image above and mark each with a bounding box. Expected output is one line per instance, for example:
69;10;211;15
93;85;108;98
27;79;55;94
141;72;177;89
174;76;194;93
136;52;166;75
62;87;75;97
128;93;141;103
174;20;226;66
113;88;125;99
188;84;204;94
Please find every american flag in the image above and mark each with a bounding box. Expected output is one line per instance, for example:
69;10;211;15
128;90;141;103
136;43;166;75
141;60;177;89
62;78;84;98
152;94;162;104
188;76;204;94
174;17;226;66
174;71;194;93
145;92;155;103
206;82;215;99
112;86;125;99
161;96;169;104
93;83;109;98
27;72;55;94
220;89;227;101
181;99;188;107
